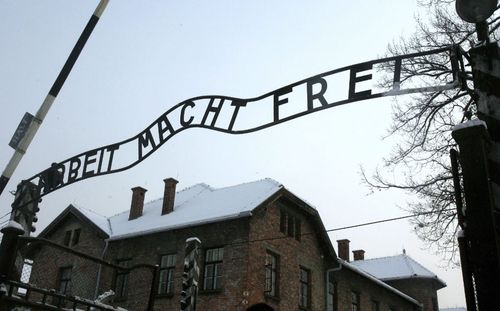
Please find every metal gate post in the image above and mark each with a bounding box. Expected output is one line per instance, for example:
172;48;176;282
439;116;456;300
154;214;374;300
0;221;25;311
146;265;159;311
452;122;500;310
450;148;477;311
0;222;25;281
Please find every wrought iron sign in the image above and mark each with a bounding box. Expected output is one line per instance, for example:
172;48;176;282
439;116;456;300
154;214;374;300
27;46;461;198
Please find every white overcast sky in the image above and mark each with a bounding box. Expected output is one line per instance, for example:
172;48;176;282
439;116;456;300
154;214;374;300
0;1;466;307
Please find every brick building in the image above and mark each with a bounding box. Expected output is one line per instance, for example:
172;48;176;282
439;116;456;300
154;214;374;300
29;178;434;311
348;247;446;311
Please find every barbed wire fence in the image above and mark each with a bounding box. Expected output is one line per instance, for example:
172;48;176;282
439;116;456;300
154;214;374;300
1;236;158;311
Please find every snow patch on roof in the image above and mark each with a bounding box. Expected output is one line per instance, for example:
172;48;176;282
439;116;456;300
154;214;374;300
452;118;487;131
107;178;282;240
72;204;111;235
350;254;446;287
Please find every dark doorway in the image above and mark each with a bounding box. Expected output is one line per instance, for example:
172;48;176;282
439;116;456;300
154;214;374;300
247;303;275;311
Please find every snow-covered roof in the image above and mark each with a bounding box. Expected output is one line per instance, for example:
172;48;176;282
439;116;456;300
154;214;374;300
72;204;111;235
340;259;421;306
73;178;283;240
349;254;446;288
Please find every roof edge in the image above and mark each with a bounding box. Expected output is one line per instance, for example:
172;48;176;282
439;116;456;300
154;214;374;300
350;254;447;289
276;187;338;262
108;212;253;241
38;204;109;239
381;275;447;289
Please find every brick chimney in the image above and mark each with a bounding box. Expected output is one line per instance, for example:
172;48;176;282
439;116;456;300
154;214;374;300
129;186;147;220
337;239;350;261
352;249;365;261
162;178;178;215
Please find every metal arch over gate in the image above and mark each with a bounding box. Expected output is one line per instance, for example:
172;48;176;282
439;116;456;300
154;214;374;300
25;45;462;199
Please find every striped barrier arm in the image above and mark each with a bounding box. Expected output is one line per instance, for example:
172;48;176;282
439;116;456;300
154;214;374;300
0;0;109;197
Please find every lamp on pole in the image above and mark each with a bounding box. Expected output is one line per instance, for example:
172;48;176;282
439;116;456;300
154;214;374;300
456;0;497;42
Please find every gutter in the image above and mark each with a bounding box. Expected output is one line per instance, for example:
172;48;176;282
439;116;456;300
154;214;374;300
93;217;112;299
325;264;342;310
93;239;109;299
107;212;252;241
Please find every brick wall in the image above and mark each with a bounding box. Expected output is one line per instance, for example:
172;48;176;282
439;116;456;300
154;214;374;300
386;279;439;311
101;217;251;311
29;213;106;302
98;196;335;311
332;267;421;311
27;194;430;311
246;199;332;311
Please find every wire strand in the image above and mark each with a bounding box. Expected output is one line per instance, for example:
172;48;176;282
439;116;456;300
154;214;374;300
228;208;456;246
0;219;10;229
325;208;454;233
0;211;12;221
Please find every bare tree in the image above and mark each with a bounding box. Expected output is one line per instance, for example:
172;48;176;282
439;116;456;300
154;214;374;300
362;2;500;264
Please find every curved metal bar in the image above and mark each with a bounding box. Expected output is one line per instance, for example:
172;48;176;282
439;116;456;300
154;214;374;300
23;45;462;199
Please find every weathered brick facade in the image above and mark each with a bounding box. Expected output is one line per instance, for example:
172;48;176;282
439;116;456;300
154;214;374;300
245;197;335;311
104;218;250;311
347;247;445;311
331;266;420;311
28;209;107;304
28;180;427;311
385;279;441;311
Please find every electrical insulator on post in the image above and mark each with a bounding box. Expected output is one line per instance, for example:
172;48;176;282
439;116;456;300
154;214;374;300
11;181;40;234
180;237;201;311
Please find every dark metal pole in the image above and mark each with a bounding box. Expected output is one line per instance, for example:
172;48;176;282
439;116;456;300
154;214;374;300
454;3;500;309
0;221;25;304
146;265;159;311
450;148;477;311
457;232;477;311
475;21;490;43
452;124;500;310
0;0;109;197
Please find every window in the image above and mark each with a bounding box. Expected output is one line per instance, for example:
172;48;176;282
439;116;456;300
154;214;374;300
299;267;311;309
280;209;287;233
279;208;301;241
158;254;177;295
53;266;72;306
63;228;81;247
288;215;296;237
296;218;302;239
351;291;360;311
265;252;279;297
63;230;71;246
17;259;33;296
371;300;379;311
71;228;81;246
203;247;223;290
115;259;131;299
57;267;72;295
